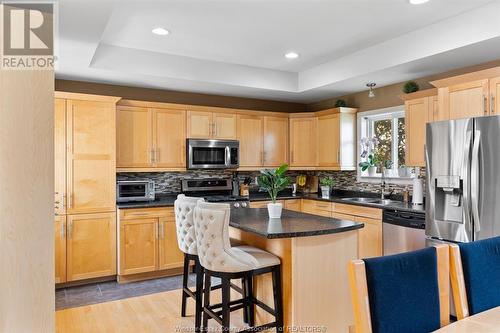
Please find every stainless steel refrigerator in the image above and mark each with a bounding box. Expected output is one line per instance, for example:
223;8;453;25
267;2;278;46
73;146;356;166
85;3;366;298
426;116;500;245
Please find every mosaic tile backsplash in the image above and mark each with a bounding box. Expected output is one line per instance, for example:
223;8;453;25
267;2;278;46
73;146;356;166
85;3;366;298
117;168;426;197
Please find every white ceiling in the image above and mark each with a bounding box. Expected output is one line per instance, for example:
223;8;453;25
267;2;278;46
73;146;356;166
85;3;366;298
56;0;500;103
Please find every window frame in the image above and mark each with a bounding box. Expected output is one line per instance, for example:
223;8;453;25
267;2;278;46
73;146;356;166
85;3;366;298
357;105;413;184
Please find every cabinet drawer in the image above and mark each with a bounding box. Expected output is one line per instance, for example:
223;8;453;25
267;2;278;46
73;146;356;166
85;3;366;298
284;199;302;212
302;199;332;217
332;202;382;220
331;212;356;222
119;207;174;220
250;200;284;208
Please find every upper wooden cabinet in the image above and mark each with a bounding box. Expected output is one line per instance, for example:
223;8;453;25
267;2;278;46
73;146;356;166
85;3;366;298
490;76;500;115
263;116;289;167
54;98;67;215
66;99;117;214
187;110;236;139
431;67;500;121
289;115;317;168
401;89;437;167
237;114;264;167
316;108;356;170
66;212;117;281
116;101;186;171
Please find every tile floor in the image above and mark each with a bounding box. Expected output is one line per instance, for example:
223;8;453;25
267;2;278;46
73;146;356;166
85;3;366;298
56;274;194;310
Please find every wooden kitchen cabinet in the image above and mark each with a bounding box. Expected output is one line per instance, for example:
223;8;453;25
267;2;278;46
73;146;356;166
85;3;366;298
284;199;301;212
66;99;116;214
249;200;284;208
316;108;356;170
237;114;264;167
55;98;67;215
289;115;317;168
66;212;117;281
490;76;500;115
187;110;236;139
119;218;158;275
116;105;152;167
55;215;67;283
263;116;289;167
402;89;437;167
356;216;382;259
118;208;184;278
301;199;332;217
152;108;186;168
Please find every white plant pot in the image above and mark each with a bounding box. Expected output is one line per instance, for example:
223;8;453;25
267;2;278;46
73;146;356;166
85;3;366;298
267;202;283;219
321;185;331;198
383;169;393;177
398;167;408;177
368;166;377;177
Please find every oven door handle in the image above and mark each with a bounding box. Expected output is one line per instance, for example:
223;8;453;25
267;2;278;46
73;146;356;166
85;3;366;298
225;146;231;167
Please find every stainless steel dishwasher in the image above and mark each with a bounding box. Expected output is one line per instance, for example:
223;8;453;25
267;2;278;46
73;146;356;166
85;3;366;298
383;209;426;255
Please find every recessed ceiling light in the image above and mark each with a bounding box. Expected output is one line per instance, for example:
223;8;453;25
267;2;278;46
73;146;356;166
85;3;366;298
409;0;430;4
285;52;299;59
152;27;169;36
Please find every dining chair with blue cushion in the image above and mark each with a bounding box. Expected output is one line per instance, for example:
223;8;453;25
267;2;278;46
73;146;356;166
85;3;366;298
450;236;500;320
349;245;450;333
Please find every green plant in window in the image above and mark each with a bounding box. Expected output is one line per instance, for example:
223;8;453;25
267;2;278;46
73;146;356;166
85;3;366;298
358;154;378;171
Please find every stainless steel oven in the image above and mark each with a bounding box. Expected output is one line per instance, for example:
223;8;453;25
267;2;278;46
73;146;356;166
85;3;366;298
116;180;155;202
187;139;239;169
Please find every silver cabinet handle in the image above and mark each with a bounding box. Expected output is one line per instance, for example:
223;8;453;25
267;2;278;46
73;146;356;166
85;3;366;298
160;223;165;239
471;130;481;232
492;96;495;114
62;194;66;208
60;222;65;239
214;122;217;137
155;148;159;163
337;150;340;163
68;193;72;209
483;95;487;114
68;220;73;239
150;148;154;164
156;225;159;239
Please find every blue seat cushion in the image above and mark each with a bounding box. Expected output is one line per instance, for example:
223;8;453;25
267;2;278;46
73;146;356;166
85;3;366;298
458;236;500;315
363;247;441;333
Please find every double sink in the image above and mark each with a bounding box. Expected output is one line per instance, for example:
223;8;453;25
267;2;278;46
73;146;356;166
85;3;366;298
341;197;400;206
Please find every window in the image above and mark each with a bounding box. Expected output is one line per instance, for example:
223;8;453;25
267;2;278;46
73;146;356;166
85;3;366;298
358;106;410;181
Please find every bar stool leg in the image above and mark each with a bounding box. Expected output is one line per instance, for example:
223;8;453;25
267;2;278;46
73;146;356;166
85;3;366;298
181;254;190;317
194;259;204;333
202;271;211;332
272;266;284;332
241;277;249;324
221;277;231;332
246;274;255;327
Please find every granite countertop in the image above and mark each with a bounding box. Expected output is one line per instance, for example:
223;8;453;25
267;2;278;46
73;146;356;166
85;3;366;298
116;190;425;214
229;208;364;239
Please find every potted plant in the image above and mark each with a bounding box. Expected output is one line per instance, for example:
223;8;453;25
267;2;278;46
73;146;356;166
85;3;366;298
403;81;420;94
257;164;290;218
398;164;409;177
383;160;393;177
320;177;334;199
359;154;378;177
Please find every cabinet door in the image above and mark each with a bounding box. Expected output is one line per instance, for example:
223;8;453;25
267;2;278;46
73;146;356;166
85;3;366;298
237;114;264;167
490;77;500;116
428;95;438;123
55;215;66;283
187;111;212;138
116;106;152;167
119;218;158;275
55;99;66;215
263;116;289;167
356;216;382;259
289;117;317;167
66;212;116;281
213;112;237;139
66;100;116;214
405;97;429;167
448;79;489;120
152;108;186;168
284;199;301;212
317;114;340;167
159;215;185;270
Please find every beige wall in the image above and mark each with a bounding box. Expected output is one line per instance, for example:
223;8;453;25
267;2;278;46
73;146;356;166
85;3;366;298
308;58;500;112
0;69;55;331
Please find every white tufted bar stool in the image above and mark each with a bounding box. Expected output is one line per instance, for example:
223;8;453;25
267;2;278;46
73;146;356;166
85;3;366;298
174;194;206;332
193;201;284;333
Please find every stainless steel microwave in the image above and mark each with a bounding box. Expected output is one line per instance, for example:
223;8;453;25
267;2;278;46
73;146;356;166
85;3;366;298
116;180;155;202
187;139;239;169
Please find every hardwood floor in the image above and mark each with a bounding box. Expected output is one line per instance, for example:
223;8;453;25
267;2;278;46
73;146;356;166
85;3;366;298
56;289;246;333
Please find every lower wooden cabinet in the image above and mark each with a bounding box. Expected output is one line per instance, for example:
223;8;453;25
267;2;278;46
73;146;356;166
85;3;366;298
118;207;184;276
66;212;117;281
249;200;284;208
284;199;301;212
301;199;332;217
55;215;67;283
355;216;382;259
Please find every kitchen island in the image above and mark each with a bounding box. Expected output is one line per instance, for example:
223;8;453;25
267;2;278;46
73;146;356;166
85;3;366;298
229;208;364;333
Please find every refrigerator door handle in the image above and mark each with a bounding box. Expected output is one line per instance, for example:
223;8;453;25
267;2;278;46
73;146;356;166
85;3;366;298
462;131;473;232
471;130;481;232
